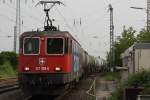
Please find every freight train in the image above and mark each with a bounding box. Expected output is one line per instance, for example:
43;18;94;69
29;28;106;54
18;1;101;96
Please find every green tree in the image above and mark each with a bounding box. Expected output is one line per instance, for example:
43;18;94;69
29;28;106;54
114;26;136;66
107;26;137;67
136;28;150;43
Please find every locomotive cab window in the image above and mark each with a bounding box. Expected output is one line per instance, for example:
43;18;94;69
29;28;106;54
23;37;40;54
47;38;64;54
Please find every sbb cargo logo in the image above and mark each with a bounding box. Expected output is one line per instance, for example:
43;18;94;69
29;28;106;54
39;58;47;66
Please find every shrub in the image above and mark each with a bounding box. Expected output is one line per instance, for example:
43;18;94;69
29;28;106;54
0;61;17;78
0;51;18;70
101;72;121;81
109;71;150;100
0;54;4;65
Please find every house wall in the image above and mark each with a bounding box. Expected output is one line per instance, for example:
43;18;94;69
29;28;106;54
134;49;150;72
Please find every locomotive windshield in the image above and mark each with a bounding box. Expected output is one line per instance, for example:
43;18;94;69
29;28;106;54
23;38;39;54
47;38;64;54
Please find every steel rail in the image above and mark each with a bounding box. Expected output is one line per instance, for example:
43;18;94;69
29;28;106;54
0;83;20;94
54;88;72;100
24;96;32;100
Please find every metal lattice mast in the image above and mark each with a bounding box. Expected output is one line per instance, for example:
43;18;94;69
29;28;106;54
147;0;150;31
109;4;114;70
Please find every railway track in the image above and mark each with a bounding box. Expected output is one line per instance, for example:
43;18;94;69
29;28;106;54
24;96;32;100
25;87;72;100
23;74;97;100
54;74;97;100
0;78;19;94
0;78;18;86
54;89;72;100
0;83;20;94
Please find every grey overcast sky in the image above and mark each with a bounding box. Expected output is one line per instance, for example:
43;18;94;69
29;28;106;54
0;0;146;59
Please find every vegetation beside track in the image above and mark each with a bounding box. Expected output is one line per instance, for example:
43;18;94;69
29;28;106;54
0;52;18;79
100;72;121;81
109;70;150;100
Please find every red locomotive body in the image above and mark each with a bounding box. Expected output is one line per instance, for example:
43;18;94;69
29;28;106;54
18;31;87;95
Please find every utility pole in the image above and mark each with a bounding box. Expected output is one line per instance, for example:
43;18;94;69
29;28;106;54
147;0;150;31
14;26;17;52
14;0;21;53
109;4;115;71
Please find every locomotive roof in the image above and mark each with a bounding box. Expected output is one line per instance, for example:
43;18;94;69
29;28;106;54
20;31;70;37
20;30;81;46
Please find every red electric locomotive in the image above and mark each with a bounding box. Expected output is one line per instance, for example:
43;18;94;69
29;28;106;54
18;1;98;96
19;31;87;95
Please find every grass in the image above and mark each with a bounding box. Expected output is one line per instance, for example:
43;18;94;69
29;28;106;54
0;61;17;79
101;72;121;81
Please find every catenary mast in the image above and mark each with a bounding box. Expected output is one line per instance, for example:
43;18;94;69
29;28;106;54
14;0;21;53
147;0;150;31
109;4;115;71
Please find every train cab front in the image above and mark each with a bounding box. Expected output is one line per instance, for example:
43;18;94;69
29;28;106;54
18;31;72;95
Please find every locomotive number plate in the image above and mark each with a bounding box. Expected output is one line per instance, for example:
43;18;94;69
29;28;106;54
35;67;50;71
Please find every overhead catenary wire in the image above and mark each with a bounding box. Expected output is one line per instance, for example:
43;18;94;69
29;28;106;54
1;1;44;27
0;13;15;23
4;1;49;33
83;11;109;29
62;1;111;53
55;7;75;32
0;0;35;4
80;0;122;29
57;3;90;44
59;2;85;33
0;12;33;31
79;0;122;26
0;35;14;38
106;0;122;6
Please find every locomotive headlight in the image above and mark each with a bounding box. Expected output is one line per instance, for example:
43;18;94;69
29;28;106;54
55;67;62;72
24;66;30;71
